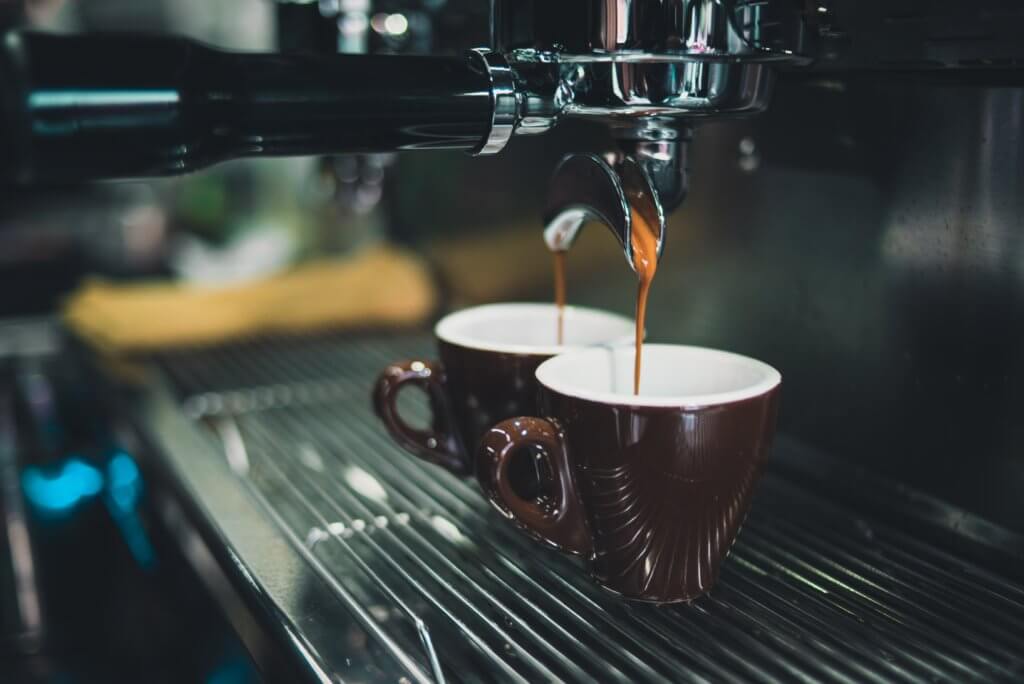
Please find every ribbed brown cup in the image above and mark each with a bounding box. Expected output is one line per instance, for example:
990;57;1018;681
478;345;781;603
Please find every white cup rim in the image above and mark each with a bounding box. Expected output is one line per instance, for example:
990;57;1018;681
536;343;782;408
434;302;635;356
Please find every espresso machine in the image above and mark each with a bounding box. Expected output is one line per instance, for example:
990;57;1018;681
2;1;1024;682
0;0;821;266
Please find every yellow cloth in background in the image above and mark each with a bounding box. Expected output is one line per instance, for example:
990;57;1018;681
64;244;438;354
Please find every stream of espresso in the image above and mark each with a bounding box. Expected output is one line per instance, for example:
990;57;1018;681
554;250;567;345
549;206;657;394
629;207;659;395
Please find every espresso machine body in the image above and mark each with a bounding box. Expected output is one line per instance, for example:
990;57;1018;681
1;1;1023;682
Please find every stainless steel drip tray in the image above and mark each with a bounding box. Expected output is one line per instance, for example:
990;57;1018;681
130;333;1024;683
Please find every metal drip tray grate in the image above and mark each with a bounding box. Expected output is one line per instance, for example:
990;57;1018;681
148;334;1024;683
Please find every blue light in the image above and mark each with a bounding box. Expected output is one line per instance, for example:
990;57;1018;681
104;451;156;569
29;89;180;109
22;458;103;514
21;449;157;567
107;451;142;511
206;654;257;684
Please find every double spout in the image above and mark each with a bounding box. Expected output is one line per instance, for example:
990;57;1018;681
543;132;689;271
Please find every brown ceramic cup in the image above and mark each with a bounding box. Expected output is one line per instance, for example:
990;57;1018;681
478;344;781;603
373;303;634;477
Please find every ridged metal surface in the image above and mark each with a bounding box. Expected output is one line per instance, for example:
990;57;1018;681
154;333;1024;683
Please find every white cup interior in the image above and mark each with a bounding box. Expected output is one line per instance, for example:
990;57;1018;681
435;303;634;355
536;344;781;407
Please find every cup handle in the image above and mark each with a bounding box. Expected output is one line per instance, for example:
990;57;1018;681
478;417;592;557
373;360;468;476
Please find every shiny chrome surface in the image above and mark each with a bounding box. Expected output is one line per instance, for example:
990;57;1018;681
487;0;799;267
544;154;665;270
137;373;426;683
493;0;813;63
617;134;690;212
496;0;798;133
136;332;1024;682
469;49;517;156
562;60;775;119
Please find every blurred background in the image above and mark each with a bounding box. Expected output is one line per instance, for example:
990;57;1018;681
2;0;1023;681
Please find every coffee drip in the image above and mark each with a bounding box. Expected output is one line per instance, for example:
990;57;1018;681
550;203;658;395
629;206;659;395
554;251;567;346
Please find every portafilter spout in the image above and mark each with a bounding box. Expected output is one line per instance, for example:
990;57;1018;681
543;133;688;271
